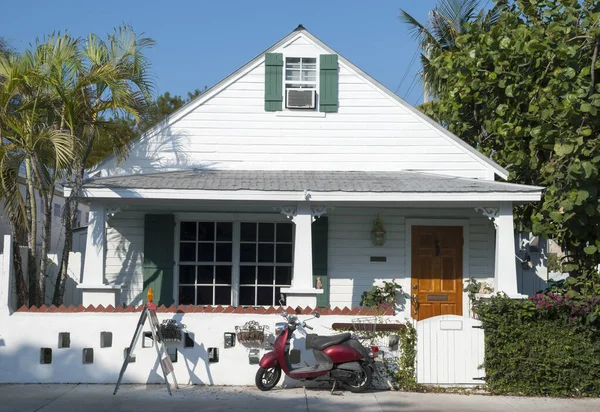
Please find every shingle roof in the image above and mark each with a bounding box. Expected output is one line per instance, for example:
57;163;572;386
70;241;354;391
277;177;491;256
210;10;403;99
83;170;542;193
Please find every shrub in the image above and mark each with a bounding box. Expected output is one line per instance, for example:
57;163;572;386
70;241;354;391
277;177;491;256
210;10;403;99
477;294;600;396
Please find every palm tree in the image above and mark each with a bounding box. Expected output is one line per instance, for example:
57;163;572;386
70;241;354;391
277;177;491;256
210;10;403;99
400;0;501;99
52;26;155;305
0;41;73;305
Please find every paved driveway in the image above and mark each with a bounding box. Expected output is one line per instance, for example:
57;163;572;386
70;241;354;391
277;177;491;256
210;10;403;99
1;384;600;412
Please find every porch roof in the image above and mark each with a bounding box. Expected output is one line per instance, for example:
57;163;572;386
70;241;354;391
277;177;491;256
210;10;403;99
72;170;543;202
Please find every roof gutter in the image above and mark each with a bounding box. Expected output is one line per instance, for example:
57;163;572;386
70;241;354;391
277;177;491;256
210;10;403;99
65;187;542;203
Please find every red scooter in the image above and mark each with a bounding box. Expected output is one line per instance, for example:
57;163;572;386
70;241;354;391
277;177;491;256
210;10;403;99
255;310;375;392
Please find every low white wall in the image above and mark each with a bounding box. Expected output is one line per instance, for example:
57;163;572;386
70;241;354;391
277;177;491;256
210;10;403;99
0;310;397;385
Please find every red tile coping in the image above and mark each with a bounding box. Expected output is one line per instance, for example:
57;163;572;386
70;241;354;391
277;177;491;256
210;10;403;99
16;304;394;316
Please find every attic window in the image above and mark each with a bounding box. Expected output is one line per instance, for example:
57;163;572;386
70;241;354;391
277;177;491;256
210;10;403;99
285;57;317;109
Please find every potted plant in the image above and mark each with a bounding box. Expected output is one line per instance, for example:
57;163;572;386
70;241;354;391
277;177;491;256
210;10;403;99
158;319;184;342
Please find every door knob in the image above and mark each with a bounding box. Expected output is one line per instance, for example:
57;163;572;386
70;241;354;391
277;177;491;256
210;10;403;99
412;284;418;290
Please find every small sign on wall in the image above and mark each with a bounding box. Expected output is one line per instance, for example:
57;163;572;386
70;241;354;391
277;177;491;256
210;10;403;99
370;256;387;262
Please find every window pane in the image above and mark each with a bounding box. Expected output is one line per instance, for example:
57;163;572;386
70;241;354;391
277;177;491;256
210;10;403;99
215;286;231;305
285;70;300;81
216;243;232;262
197;243;214;262
276;244;293;263
240;243;256;262
179;265;196;284
258;244;274;263
275;267;292;285
179;243;196;262
302;71;316;82
239;287;255;306
179;286;195;305
286;57;300;66
180;222;196;241
257;266;274;285
197;265;213;284
258;223;275;242
215;265;232;284
216;222;233;241
303;58;316;64
240;266;256;284
197;222;215;241
240;223;257;242
276;224;293;242
196;286;213;305
257;287;274;306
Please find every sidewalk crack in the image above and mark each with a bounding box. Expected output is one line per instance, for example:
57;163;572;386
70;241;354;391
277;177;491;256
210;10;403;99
33;383;80;412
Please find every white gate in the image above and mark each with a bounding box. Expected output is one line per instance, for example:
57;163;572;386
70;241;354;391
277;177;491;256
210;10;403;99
416;315;485;385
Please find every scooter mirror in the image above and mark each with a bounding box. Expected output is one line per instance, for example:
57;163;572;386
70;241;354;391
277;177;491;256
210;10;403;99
313;311;321;318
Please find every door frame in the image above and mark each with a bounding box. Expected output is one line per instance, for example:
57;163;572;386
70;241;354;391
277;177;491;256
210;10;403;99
405;219;470;320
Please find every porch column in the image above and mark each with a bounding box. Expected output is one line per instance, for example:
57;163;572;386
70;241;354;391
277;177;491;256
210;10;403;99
280;203;324;308
78;202;120;306
476;203;522;297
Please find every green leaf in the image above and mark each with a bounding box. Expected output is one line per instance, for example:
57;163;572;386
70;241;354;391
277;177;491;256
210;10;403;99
505;85;514;97
581;102;592;112
583;246;597;255
554;142;574;156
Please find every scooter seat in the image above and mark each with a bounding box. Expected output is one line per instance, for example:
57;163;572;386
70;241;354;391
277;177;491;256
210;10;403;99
310;332;352;351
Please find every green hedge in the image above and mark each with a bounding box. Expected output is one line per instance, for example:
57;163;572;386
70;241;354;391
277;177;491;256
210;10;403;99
477;295;600;396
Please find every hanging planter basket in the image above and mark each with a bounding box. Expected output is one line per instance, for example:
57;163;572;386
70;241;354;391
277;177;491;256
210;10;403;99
158;319;184;343
235;321;268;344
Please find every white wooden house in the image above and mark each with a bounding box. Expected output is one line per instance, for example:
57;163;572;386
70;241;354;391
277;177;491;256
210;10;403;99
0;25;543;387
65;25;542;320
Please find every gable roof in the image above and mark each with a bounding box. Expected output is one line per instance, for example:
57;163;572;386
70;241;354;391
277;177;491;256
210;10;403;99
91;25;509;180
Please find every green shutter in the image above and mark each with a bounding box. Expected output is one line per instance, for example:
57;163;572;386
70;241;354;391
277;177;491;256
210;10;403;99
143;214;175;306
319;54;339;112
265;53;283;111
312;217;329;308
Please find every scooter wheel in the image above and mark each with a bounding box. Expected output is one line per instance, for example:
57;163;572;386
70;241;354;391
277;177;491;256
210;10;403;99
255;366;281;391
342;363;373;393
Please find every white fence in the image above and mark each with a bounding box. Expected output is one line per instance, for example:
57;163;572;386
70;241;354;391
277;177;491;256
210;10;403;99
416;315;485;385
1;235;82;310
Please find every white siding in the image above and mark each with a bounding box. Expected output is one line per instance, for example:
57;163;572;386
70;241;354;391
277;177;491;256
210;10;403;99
105;211;145;306
328;207;495;314
101;34;492;180
105;206;495;309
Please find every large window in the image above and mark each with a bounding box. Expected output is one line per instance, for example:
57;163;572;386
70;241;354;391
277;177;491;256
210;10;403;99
239;222;293;306
178;222;233;305
177;220;294;306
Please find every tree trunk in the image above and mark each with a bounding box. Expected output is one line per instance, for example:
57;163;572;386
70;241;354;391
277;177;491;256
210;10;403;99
54;165;86;305
10;221;28;307
24;158;40;306
31;158;54;307
52;191;75;305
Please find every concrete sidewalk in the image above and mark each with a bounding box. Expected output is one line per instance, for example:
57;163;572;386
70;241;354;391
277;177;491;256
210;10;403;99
1;384;600;412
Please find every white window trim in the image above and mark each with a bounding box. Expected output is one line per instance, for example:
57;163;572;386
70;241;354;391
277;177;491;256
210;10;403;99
282;55;319;113
173;213;293;307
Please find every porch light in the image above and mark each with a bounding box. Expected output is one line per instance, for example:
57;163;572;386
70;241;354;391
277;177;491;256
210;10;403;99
371;214;386;246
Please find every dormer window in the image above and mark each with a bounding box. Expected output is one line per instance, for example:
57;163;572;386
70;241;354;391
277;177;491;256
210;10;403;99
285;57;317;109
264;53;337;113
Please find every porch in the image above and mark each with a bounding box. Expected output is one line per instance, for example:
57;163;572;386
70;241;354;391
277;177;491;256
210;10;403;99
78;201;525;319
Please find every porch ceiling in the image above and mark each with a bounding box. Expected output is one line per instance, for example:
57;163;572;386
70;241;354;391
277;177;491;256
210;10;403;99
71;170;543;202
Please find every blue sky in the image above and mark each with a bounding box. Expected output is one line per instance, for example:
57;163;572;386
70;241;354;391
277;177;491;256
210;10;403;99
3;1;440;106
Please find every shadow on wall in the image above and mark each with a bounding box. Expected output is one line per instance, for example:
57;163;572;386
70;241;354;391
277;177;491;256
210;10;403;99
102;127;220;177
